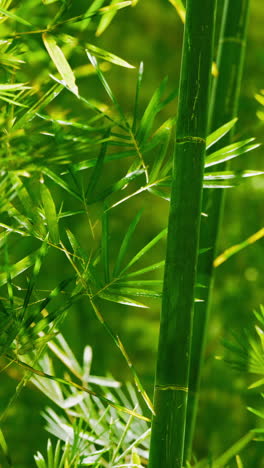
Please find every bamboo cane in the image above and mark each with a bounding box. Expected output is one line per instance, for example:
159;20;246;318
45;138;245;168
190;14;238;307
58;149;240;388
184;0;250;461
148;2;216;467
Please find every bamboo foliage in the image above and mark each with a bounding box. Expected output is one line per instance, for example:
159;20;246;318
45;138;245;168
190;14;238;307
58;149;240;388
149;1;216;467
185;0;251;460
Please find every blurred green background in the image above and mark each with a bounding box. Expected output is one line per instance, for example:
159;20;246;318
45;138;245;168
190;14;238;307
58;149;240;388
0;0;263;466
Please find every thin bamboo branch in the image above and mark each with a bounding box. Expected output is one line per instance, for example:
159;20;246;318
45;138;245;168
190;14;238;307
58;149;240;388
184;0;250;461
149;1;216;467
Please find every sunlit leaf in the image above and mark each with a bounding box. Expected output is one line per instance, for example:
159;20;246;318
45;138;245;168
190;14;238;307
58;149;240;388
40;183;60;245
205;138;260;167
168;0;186;23
86;43;134;68
206;118;238;150
43;33;79;96
98;290;148;308
0;6;32;26
113;210;143;277
0;250;42;287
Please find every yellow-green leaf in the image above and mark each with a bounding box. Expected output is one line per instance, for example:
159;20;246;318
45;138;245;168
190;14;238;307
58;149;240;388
0;7;32;26
96;0;131;36
40;183;60;245
43;33;79;96
85;43;134;68
168;0;186;23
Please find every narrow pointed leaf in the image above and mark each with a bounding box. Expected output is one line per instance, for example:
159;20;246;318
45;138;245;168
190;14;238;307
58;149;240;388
132;61;144;132
5;355;150;422
120;228;167;275
85;43;134;68
0;250;41;287
96;0;121;36
168;0;186;23
0;7;32;26
206;118;238;150
136;77;168;144
41;184;60;244
101;207;110;283
43;33;79;96
113;210;143;277
98;290;148;308
43;168;82;202
205;139;260;168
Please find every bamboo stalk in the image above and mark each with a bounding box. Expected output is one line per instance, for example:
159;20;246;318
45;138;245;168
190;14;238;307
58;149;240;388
148;2;216;467
184;0;250;461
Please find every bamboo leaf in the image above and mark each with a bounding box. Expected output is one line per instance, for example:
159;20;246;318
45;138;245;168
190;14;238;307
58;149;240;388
122;260;164;278
168;0;186;23
87;53;121;112
204;170;264;185
120;228;167;275
136;77;168;144
85;43;134;68
22;241;48;316
42;168;83;202
96;0;121;36
132;61;144;132
206;118;238;150
0;83;30;91
43;33;79;97
214;228;264;267
93;168;144;204
110;286;161;298
86;133;109;200
113;210;143;277
205;138;260;168
5;354;150;422
40;183;60;244
0;250;42;287
98;290;148;308
101;207;110;283
0;7;32;26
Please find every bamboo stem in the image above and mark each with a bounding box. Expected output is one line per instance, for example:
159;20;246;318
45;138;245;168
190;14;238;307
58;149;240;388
184;0;250;461
148;2;216;467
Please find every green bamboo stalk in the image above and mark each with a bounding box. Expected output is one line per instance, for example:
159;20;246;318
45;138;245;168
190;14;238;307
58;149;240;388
148;2;216;467
184;0;250;461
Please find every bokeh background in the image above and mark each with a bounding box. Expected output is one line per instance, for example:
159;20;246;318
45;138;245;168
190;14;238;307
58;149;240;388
0;0;263;466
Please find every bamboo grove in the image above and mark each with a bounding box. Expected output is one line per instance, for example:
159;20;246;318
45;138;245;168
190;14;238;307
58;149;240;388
0;0;263;467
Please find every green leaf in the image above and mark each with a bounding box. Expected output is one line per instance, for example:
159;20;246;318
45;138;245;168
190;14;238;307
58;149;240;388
136;77;168;144
43;33;79;97
0;83;30;91
22;241;49;317
205;138;260;168
132;61;144;132
0;6;32;26
101;207;110;283
43;168;82;202
96;0;121;36
168;0;186;23
204;170;264;187
122;260;165;278
86;133;110;200
206;118;238;149
6;355;150;422
92;168;144;203
0;250;41;287
98;290;148;308
120;228;167;275
85;43;134;68
113;210;143;277
40;183;60;244
63;150;136;174
110;286;161;298
149;129;171;183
